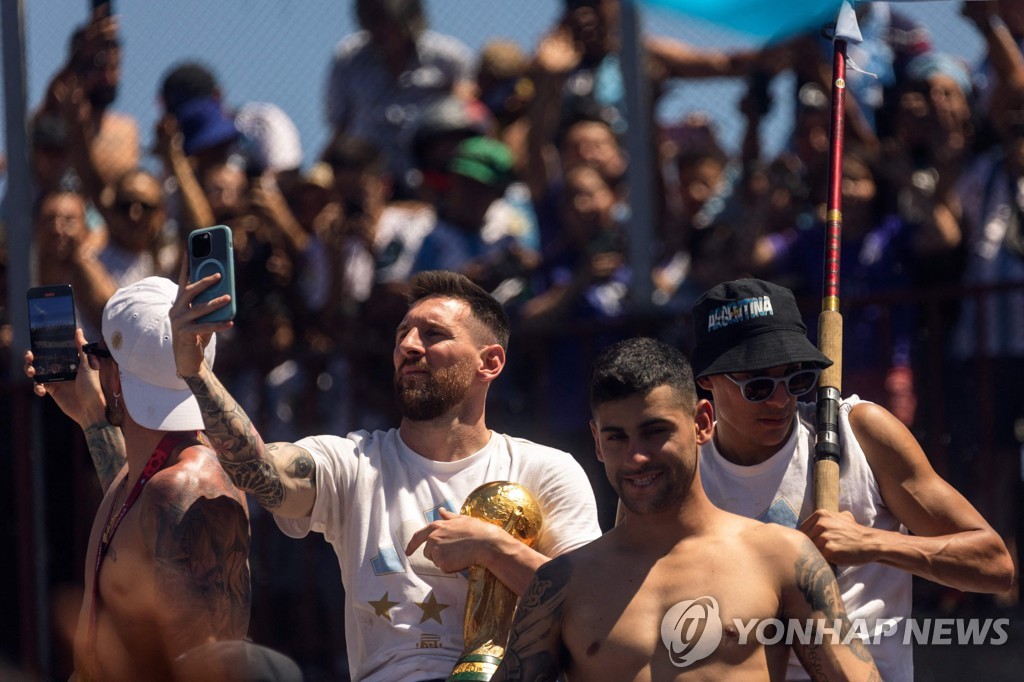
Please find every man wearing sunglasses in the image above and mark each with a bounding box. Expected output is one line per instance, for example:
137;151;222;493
93;169;178;286
690;278;1013;682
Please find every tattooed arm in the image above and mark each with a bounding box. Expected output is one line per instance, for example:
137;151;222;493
25;332;126;492
170;270;317;518
180;365;317;518
83;421;126;491
492;555;571;682
778;531;881;682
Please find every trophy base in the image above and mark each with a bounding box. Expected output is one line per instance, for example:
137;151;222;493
447;652;503;681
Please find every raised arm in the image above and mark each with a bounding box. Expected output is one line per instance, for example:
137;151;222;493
51;70;108;209
169;268;317;518
778;532;880;681
524;27;580;202
24;329;125;491
645;35;764;79
491;556;571;682
801;402;1014;594
153;113;216;235
964;1;1024;94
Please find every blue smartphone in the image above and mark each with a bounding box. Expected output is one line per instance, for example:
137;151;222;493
27;284;79;383
188;225;236;323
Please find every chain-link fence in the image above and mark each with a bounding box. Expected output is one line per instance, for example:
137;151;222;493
2;2;1019;681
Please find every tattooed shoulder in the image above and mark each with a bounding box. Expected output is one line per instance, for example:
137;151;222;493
148;491;252;637
493;555;574;682
270;440;317;483
521;554;573;611
793;536;843;619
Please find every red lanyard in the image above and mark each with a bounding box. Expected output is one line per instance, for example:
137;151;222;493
87;432;194;645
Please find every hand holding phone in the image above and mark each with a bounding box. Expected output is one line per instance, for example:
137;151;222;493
25;327;107;425
188;225;236;323
27;285;79;383
90;0;114;17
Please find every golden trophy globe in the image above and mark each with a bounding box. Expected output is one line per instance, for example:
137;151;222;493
447;481;543;682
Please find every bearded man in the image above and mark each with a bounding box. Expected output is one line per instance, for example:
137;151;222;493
170;268;601;682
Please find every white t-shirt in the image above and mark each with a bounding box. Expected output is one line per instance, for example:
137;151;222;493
275;429;601;682
700;397;913;682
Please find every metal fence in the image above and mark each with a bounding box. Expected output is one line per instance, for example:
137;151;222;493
1;1;1017;680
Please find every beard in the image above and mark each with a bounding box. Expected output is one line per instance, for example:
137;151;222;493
613;451;696;516
394;358;476;421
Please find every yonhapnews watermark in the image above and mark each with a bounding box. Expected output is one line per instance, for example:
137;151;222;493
660;596;1011;668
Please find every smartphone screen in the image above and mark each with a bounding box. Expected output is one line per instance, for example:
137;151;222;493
27;285;79;383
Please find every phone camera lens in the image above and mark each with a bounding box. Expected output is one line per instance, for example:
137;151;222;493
191;232;212;258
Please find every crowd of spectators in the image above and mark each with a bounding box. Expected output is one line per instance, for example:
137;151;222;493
3;0;1024;678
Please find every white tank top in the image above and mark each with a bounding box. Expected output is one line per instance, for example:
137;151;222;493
700;396;913;682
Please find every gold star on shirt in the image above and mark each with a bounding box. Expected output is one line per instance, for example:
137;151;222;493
415;591;450;624
368;592;400;620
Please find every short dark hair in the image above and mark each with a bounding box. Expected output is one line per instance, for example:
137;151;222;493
160;62;218;114
356;0;426;37
321;136;387;175
406;271;510;350
33;186;87;219
555;105;616;153
590;337;696;412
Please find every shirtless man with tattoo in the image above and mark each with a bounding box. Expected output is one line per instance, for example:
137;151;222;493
26;277;250;681
170;268;600;682
493;338;879;681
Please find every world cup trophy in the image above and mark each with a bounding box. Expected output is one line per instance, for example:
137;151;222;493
447;481;543;682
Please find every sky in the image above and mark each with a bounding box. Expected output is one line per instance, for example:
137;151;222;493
0;0;986;191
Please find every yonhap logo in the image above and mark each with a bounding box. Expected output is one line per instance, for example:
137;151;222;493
660;596;723;667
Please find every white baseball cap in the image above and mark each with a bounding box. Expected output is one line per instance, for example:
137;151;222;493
101;276;216;431
235;101;303;173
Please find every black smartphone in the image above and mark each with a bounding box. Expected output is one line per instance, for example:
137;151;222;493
188;225;236;323
91;0;113;15
27;285;79;383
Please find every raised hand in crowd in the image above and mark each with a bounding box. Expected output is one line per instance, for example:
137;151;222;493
37;7;138;191
249;174;311;254
153;112;216;236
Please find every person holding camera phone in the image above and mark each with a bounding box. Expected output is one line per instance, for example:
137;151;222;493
170;268;601;682
34;3;139;199
33;187;118;338
25;277;251;682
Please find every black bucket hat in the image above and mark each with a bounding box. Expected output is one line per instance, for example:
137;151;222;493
690;278;833;378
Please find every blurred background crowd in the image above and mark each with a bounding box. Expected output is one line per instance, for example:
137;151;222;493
2;0;1023;679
